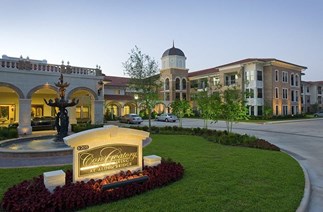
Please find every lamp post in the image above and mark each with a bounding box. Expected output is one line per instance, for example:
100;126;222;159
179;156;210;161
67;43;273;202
134;94;139;114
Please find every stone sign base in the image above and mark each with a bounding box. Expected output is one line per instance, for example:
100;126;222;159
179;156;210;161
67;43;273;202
43;170;66;193
144;155;161;167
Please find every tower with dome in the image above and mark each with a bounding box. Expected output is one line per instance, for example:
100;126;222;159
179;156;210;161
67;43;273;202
159;42;189;106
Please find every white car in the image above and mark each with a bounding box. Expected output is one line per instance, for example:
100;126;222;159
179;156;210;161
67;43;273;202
156;113;178;122
120;114;143;124
314;111;323;117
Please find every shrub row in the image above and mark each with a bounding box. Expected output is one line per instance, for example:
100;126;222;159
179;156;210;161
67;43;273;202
1;160;184;212
71;123;104;133
130;126;280;151
0;127;18;141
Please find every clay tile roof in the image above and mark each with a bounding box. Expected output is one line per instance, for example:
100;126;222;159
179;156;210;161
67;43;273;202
188;67;219;77
104;76;130;86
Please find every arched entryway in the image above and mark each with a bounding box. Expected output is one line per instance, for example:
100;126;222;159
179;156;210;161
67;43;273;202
0;84;21;126
29;85;58;118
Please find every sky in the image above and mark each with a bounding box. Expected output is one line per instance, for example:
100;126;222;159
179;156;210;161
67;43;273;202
1;0;323;81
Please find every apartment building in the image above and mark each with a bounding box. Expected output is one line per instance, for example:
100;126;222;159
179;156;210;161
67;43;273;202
301;81;323;113
104;44;307;117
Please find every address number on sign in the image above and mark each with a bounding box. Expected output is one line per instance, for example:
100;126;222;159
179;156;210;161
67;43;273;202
77;145;89;151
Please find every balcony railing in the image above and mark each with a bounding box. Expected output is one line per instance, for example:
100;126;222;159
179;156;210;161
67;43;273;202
0;58;102;76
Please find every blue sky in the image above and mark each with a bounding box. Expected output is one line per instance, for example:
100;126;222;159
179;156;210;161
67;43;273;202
1;0;322;80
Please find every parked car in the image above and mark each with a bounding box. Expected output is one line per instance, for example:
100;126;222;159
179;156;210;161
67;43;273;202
314;111;323;117
119;114;143;124
8;116;56;130
156;113;178;122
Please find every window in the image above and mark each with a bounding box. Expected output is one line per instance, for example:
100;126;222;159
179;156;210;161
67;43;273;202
275;87;279;99
306;86;309;93
213;77;220;86
246;89;254;98
301;86;303;93
175;78;180;90
295;90;299;102
246;71;254;81
182;93;187;100
76;106;89;119
182;79;187;90
258;106;263;116
257;88;263;98
225;74;236;86
114;89;120;95
165;78;170;90
175;92;180;100
282;71;288;83
290;73;294;86
275;70;279;82
318;96;322;104
250;106;254;116
282;105;288;115
275;105;279;115
199;79;207;89
318;86;322;94
291;90;295;102
257;70;263;81
283;88;288;99
291;106;295;115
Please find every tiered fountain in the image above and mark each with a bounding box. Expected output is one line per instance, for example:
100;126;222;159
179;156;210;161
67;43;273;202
44;74;79;142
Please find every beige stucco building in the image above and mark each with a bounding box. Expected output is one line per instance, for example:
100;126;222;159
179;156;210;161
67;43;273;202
104;46;307;117
0;55;104;135
0;45;309;135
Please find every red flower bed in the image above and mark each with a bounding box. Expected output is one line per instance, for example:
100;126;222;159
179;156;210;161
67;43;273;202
1;160;184;212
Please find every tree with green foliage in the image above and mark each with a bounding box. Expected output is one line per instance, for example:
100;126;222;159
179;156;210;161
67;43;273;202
263;101;273;119
194;90;222;129
123;46;160;130
170;99;192;127
221;86;249;132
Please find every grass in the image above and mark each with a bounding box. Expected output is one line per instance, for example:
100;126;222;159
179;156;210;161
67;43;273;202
0;135;304;211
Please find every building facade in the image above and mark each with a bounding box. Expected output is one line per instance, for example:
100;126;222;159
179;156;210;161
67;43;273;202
0;45;309;136
301;81;323;113
104;45;307;117
0;55;104;135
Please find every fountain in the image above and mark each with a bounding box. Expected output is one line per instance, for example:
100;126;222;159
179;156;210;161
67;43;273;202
44;74;79;142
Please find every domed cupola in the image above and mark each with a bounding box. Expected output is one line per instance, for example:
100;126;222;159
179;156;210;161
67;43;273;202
162;43;185;57
161;42;186;70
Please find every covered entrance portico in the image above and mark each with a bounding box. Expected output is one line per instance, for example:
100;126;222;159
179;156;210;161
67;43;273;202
0;55;104;135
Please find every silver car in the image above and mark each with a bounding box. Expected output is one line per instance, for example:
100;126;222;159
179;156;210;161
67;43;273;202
156;113;178;122
120;114;143;124
314;111;323;117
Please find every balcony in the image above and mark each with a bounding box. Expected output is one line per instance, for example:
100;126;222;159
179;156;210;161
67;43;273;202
0;58;102;76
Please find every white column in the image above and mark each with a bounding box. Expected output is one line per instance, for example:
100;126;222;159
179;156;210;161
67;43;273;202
68;107;77;125
93;100;104;124
67;107;77;131
17;99;32;135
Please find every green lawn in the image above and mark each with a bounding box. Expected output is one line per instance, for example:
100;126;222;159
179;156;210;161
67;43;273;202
0;135;304;211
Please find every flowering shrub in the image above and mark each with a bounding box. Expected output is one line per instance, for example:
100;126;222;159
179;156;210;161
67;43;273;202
1;160;184;212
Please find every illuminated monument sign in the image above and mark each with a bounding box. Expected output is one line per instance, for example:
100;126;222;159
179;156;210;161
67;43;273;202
64;125;151;182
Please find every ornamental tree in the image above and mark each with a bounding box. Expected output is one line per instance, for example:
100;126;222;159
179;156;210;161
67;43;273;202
221;86;249;132
123;46;160;130
193;89;222;129
170;99;192;127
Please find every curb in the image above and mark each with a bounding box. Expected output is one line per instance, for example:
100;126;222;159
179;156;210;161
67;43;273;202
281;149;311;212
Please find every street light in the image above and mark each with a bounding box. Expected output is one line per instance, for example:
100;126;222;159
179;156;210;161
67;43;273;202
134;94;139;114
